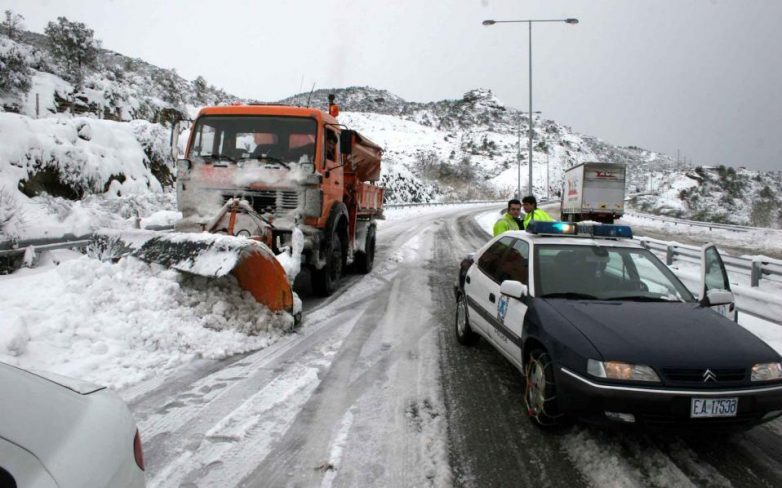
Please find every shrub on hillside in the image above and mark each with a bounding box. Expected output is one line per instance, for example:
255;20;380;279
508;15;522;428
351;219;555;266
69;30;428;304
0;186;26;240
0;47;31;97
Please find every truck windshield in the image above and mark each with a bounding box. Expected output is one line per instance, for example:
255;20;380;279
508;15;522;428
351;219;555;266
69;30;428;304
535;244;696;302
189;115;318;168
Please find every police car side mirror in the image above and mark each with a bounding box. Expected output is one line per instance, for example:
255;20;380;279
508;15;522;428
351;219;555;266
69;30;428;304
500;280;527;299
702;289;733;307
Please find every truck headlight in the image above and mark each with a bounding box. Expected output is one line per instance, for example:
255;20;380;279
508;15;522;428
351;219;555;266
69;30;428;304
587;359;661;383
752;362;782;382
302;189;322;217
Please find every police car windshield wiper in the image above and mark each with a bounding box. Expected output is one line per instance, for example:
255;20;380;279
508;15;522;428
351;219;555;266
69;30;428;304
541;292;599;300
604;295;680;302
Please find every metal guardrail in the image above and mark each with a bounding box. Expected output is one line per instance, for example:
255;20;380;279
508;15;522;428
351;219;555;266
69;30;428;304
636;237;782;325
626;211;778;234
0;234;94;258
636;237;782;288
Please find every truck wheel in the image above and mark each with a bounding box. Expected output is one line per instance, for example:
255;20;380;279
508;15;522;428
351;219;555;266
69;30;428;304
354;226;375;274
313;232;343;296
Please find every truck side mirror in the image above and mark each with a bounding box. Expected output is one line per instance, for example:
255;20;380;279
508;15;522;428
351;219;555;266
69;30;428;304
340;130;354;156
170;121;181;161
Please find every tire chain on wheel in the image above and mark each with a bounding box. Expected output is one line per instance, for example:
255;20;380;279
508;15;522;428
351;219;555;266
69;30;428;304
524;352;564;426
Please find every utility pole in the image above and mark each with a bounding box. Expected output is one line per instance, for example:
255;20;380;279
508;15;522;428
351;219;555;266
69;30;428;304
546;151;550;201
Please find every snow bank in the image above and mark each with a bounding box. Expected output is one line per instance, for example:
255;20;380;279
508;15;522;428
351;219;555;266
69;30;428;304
0;113;176;240
0;250;292;390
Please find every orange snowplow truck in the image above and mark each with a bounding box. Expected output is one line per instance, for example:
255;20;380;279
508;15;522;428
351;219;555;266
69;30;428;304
173;96;384;296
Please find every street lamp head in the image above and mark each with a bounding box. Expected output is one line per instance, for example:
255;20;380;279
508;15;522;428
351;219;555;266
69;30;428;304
564;18;579;24
482;19;496;26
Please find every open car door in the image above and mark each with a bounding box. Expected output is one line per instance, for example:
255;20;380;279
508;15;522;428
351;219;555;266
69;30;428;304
701;243;737;321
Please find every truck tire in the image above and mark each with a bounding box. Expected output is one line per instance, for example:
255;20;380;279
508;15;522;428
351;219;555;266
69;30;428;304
312;232;343;296
354;225;375;274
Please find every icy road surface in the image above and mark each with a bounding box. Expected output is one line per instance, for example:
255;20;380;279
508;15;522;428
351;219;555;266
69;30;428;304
123;203;782;488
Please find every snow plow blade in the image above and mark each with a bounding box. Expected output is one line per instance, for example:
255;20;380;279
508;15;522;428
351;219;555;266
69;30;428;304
97;231;293;313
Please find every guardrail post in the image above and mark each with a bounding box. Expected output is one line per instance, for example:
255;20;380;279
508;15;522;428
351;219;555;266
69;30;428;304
666;245;675;265
751;259;762;287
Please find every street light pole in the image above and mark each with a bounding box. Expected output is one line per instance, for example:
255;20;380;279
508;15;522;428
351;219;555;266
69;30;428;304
528;20;533;197
483;17;578;196
518;110;540;199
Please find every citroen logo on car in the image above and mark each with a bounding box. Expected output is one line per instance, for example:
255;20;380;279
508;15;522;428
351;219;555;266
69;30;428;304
703;369;717;382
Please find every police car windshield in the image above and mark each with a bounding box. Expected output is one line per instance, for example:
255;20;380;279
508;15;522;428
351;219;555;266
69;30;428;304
535;244;696;302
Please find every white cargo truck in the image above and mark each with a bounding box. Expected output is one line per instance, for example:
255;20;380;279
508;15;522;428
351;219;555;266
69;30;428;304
560;162;626;224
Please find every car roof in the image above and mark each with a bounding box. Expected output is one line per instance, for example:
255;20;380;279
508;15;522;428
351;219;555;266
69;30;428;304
500;230;643;249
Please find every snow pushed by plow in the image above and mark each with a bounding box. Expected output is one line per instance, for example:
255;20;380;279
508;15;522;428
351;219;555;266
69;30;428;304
0;252;293;391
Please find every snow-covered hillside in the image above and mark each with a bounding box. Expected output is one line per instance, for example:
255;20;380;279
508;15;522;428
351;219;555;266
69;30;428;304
631;165;782;227
2;24;781;245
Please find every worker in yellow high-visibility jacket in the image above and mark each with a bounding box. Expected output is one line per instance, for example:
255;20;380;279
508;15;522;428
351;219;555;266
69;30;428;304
521;195;553;229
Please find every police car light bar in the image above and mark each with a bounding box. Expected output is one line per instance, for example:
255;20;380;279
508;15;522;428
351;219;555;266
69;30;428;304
590;224;633;238
526;221;633;239
526;221;577;235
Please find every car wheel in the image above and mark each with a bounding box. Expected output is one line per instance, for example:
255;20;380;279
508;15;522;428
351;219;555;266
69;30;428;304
455;293;479;346
525;349;564;428
313;232;343;296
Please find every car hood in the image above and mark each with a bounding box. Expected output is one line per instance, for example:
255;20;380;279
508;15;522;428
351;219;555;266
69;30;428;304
547;300;780;367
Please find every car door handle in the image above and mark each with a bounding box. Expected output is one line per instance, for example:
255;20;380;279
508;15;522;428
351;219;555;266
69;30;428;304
489;293;496;303
465;276;470;284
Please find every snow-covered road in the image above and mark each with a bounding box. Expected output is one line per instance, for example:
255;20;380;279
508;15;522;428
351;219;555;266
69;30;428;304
131;204;782;487
128;204;464;487
4;203;782;487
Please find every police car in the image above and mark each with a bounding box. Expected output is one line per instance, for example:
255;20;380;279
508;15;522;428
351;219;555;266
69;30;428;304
454;221;782;429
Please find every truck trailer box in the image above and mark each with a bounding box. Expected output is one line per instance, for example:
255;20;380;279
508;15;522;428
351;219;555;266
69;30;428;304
561;162;626;223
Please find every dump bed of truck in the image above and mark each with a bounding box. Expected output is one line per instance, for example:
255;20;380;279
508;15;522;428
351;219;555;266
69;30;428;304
356;183;384;215
346;132;382;182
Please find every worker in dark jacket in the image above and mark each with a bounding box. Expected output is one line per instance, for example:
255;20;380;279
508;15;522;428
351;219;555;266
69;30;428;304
493;199;522;236
521;195;554;229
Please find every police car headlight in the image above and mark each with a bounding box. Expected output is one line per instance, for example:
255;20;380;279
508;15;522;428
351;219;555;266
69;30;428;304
752;362;782;382
587;359;661;382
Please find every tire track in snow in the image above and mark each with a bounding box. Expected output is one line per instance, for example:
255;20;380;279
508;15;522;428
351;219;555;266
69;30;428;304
239;214;453;487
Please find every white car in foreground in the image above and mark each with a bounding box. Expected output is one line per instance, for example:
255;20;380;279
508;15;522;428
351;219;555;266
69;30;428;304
0;362;145;487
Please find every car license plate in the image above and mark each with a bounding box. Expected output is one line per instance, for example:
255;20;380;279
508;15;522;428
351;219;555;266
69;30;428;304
690;398;738;418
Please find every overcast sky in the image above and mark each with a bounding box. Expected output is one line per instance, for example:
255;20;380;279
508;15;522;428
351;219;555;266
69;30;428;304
4;0;781;171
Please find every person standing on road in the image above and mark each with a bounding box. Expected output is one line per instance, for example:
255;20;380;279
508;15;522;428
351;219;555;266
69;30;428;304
521;195;554;229
493;199;523;236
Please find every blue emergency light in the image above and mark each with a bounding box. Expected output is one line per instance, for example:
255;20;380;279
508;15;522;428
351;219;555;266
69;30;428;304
526;221;633;239
590;224;633;238
526;221;577;235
